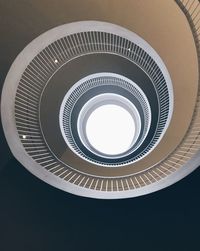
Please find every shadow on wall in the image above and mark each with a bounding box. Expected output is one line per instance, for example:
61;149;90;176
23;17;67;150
0;111;12;172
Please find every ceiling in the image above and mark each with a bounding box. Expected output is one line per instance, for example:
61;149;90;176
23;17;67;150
0;0;200;249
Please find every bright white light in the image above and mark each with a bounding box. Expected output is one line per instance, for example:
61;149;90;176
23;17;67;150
54;59;58;63
22;135;27;139
86;104;136;155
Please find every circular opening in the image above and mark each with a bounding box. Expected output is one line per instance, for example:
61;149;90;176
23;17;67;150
60;73;153;165
86;104;136;155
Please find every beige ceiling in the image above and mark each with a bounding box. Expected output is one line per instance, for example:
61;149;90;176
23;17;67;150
0;0;198;176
